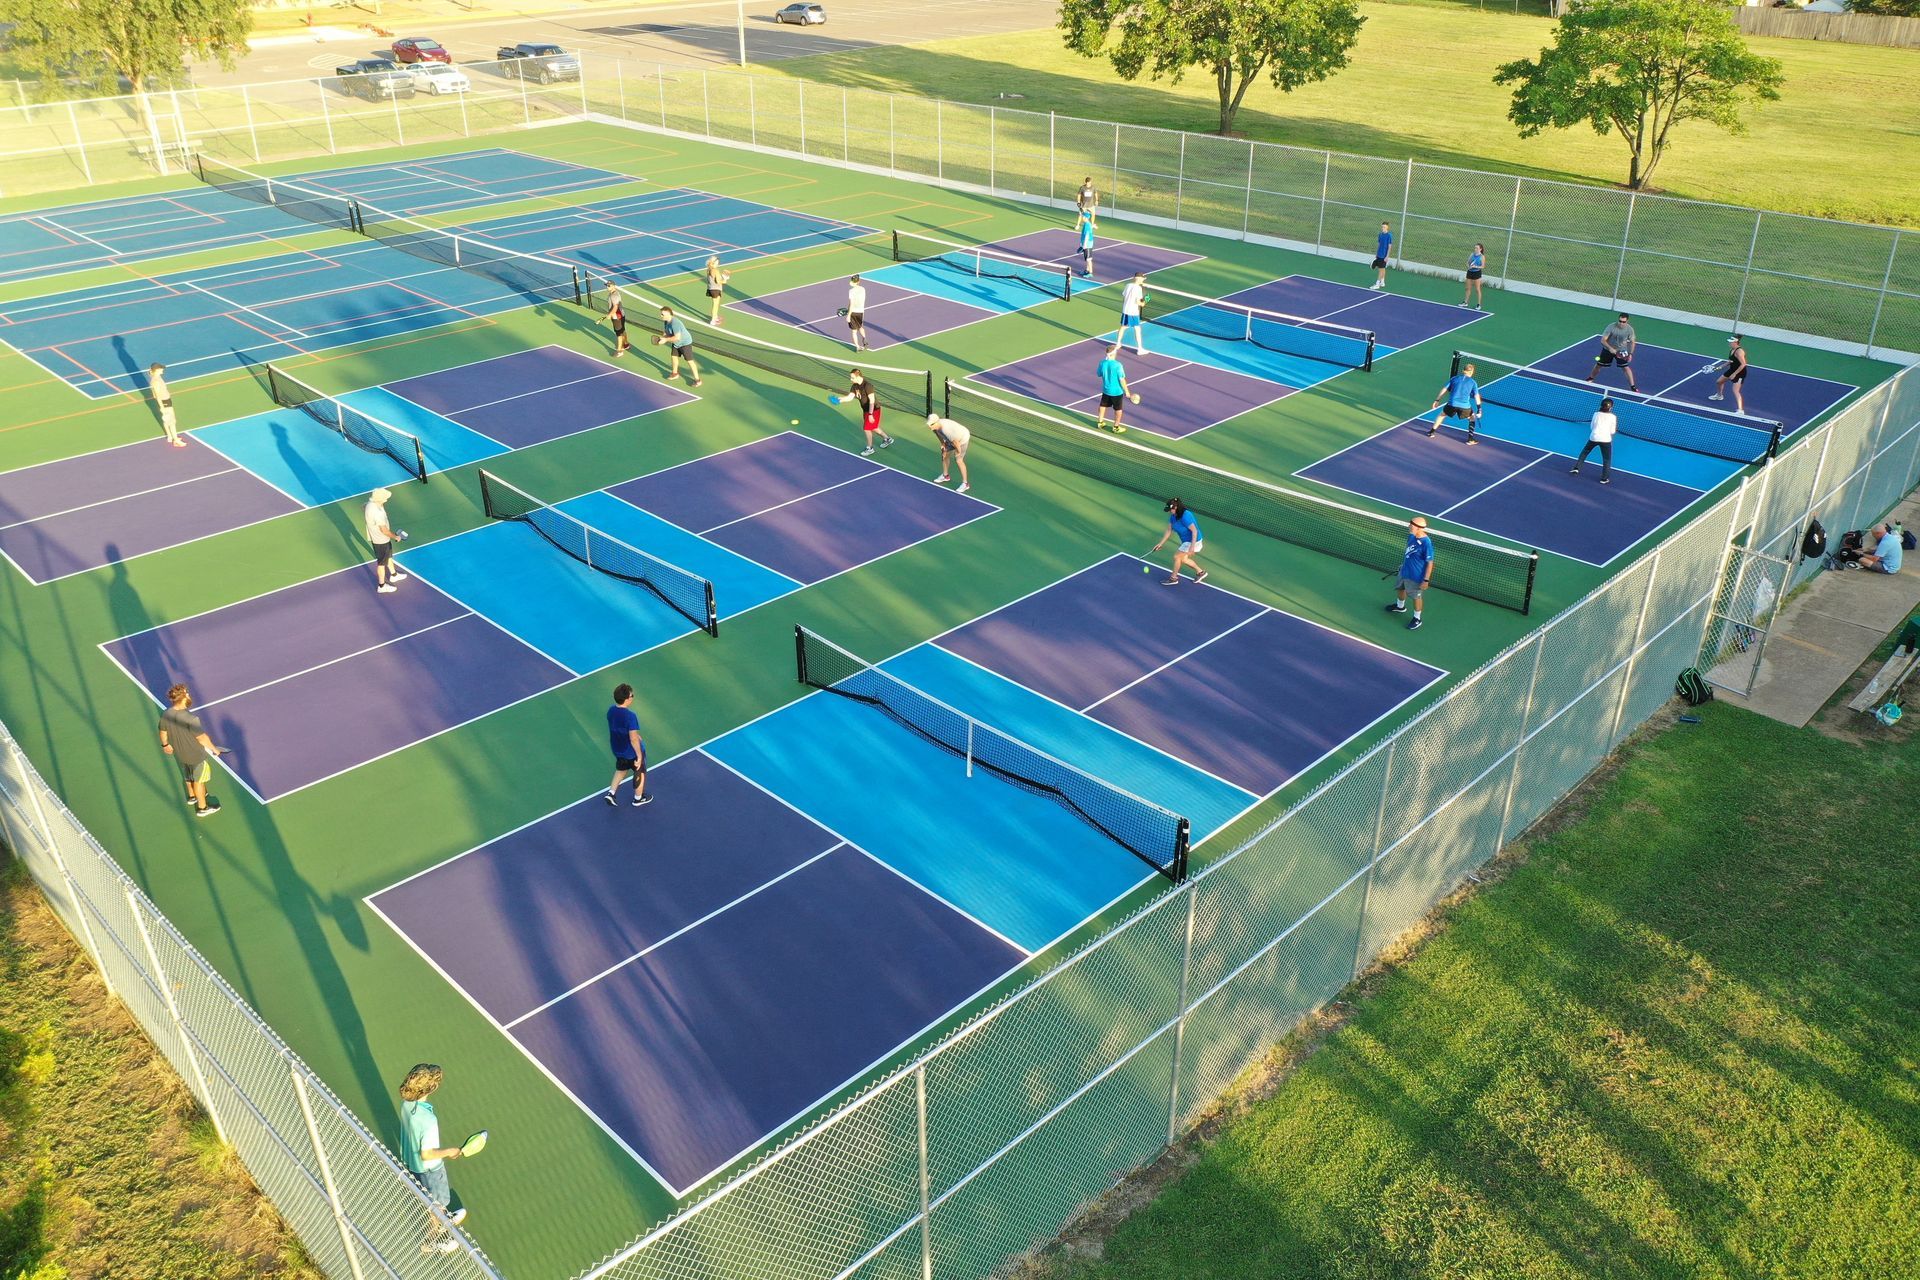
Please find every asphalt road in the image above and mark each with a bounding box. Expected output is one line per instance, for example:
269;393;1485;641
201;0;1057;86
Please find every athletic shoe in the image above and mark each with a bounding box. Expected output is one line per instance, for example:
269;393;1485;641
1385;602;1408;613
1407;617;1423;631
1601;477;1611;485
690;380;703;387
880;437;893;448
1569;467;1580;474
1709;392;1724;401
956;483;970;494
449;1207;468;1227
634;793;652;807
1465;437;1476;445
424;1235;460;1255
1426;428;1438;438
605;790;618;807
861;447;875;456
377;584;397;594
1162;577;1181;586
390;571;410;583
932;474;951;483
1370;282;1386;292
195;802;220;818
1135;348;1147;356
1194;569;1208;584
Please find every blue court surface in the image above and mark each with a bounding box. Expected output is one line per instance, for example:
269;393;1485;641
0;148;631;284
365;552;1441;1194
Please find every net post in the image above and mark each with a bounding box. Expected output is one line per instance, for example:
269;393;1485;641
1362;333;1376;373
704;584;718;638
410;436;428;484
794;624;809;686
942;376;952;418
965;719;974;778
478;469;498;521
921;370;933;418
1766;422;1783;461
193;149;206;182
1062;266;1071;302
1449;350;1465;379
890;228;901;263
1172;819;1190;883
1521;552;1538;616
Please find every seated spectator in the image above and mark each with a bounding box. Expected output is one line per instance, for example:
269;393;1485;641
1857;523;1904;574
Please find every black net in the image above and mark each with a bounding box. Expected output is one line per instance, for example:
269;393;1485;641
892;229;1074;301
266;365;427;483
195;154;361;234
358;206;584;306
1147;285;1375;370
945;379;1538;614
796;626;1188;882
479;470;717;636
1455;351;1782;464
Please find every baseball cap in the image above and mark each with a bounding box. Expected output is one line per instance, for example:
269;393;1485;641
370;487;392;503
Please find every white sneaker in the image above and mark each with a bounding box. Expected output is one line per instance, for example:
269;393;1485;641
932;474;950;483
860;447;875;456
956;483;970;494
879;437;893;449
1135;348;1147;356
390;571;410;582
1370;282;1386;291
377;584;397;594
1708;392;1724;401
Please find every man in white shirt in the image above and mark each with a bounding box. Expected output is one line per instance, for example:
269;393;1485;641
1118;273;1148;355
845;276;870;352
1569;396;1618;485
927;413;971;494
149;362;182;447
365;487;409;594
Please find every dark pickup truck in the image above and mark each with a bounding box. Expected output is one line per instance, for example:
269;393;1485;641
334;59;417;100
494;42;582;84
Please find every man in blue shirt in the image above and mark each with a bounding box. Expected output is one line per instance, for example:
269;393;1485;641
1094;344;1136;433
1859;523;1904;575
1371;221;1392;292
1077;207;1098;277
605;682;650;807
1427;361;1481;443
652;306;703;386
1151;498;1207;586
399;1063;469;1254
1385;516;1435;631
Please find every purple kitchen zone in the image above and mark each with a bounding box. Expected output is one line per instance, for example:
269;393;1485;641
973;338;1293;440
368;750;1024;1196
1529;337;1855;437
385;344;697;448
727;227;1199;350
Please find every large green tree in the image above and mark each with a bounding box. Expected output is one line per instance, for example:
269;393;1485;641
1059;0;1365;136
1495;0;1784;191
3;0;250;109
1847;0;1920;15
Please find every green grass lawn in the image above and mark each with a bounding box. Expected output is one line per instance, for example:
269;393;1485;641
760;4;1920;228
1012;691;1920;1279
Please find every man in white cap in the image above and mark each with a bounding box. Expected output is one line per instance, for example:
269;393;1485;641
365;487;409;594
927;412;971;494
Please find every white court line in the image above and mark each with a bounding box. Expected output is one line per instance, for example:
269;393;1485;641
695;470;878;536
1081;610;1273;712
198;611;477;710
1437;451;1563;519
0;465;248;533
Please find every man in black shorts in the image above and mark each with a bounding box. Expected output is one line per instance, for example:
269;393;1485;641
653;306;702;386
1711;335;1750;414
844;276;869;352
1584;312;1640;391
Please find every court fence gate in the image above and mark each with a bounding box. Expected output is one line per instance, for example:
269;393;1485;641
2;51;1920;1280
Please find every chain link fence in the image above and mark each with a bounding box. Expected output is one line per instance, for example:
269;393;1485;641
4;51;1920;1280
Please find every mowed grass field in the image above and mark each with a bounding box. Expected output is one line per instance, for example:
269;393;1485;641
1013;690;1920;1280
759;3;1920;228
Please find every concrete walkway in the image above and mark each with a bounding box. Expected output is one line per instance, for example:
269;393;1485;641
1718;493;1920;727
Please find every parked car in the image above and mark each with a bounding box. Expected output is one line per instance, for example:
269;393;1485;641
333;59;417;100
391;37;451;65
406;62;471;95
494;42;582;83
774;3;827;23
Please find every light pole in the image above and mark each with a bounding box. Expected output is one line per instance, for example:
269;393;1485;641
737;0;748;66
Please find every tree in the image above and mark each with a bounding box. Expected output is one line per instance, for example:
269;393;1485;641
1494;0;1784;191
1848;0;1920;15
4;0;250;115
1059;0;1365;137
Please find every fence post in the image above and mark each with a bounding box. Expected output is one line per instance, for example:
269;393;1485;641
1174;131;1186;226
1396;156;1413;262
577;51;590;117
798;78;807;153
657;65;666;128
1498;636;1547;844
142;95;169;175
125;885;227;1144
989;104;997;193
616;61;626;121
11;742;114;997
1048;110;1055;203
1867;229;1901;356
1610;189;1636;305
392;77;407;144
241;85;261;161
1732;209;1764;329
1609;550;1663;745
702;69;711;136
935;98;942;181
843;85;850;164
1350;740;1396;979
65;100;92;182
457;72;470;135
317;81;336;154
1315;150;1330;250
292;1068;369;1280
1241;141;1255;238
1110;122;1120;215
889;95;895;173
1165;882;1197;1145
1500;176;1521;289
916;1064;933;1280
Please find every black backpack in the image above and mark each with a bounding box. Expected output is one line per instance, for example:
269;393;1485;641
1801;518;1826;560
1675;668;1714;706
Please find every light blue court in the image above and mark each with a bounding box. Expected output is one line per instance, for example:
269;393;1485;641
1471;403;1735;492
190;394;505;507
705;690;1155;954
396;489;799;675
1100;326;1396;389
883;645;1252;841
867;260;1064;314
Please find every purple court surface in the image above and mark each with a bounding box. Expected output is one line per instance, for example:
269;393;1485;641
0;436;300;584
608;432;997;584
100;568;569;801
1244;275;1487;351
938;555;1443;797
1531;338;1854;434
386;345;697;448
976;337;1292;439
1300;421;1698;566
727;228;1197;349
369;751;1023;1194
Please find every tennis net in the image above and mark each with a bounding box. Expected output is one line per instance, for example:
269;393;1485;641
796;626;1189;882
358;205;585;307
944;379;1538;614
1147;285;1375;371
266;364;427;483
1455;351;1782;464
892;229;1074;301
478;470;718;637
195;154;362;234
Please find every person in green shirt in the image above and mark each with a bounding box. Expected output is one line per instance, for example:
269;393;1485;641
400;1063;470;1254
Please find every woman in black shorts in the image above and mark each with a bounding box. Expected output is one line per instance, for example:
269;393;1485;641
604;286;629;357
704;255;730;327
1463;243;1485;309
1711;335;1750;414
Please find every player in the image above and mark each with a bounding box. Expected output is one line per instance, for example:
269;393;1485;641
1371;221;1392;291
1118;272;1148;355
605;682;650;807
399;1064;472;1255
845;276;870;352
1584;313;1641;392
158;683;229;818
835;370;892;455
1463;243;1486;309
1385;516;1435;631
704;255;731;327
927;412;971;493
604;285;630;357
1094;344;1136;433
365;487;409;595
1075;176;1099;224
653;306;703;386
1711;335;1749;413
1076;207;1098;278
1152;498;1207;586
148;362;182;447
1428;362;1482;443
1569;396;1618;485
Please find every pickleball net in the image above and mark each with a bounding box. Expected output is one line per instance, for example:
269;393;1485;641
479;470;719;636
892;229;1075;301
795;626;1190;883
265;364;428;483
195;154;362;234
944;379;1538;614
358;205;585;307
1147;284;1376;371
1455;351;1783;464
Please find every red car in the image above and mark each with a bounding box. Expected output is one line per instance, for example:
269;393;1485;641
391;37;451;65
